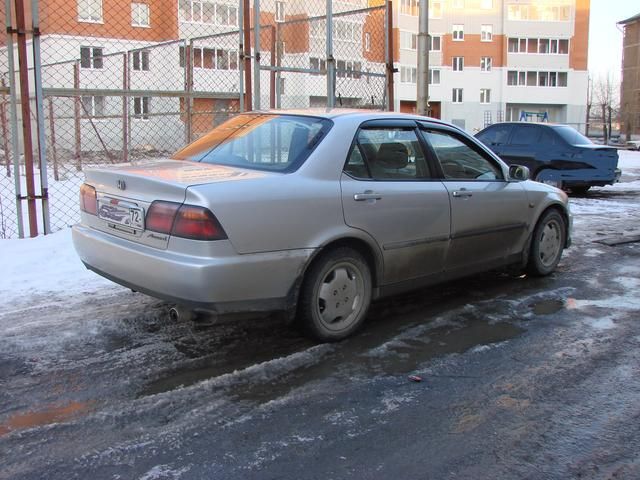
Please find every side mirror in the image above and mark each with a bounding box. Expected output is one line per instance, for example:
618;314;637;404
509;165;530;181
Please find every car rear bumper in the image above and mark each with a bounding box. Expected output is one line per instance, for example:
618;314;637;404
540;168;621;187
72;224;314;312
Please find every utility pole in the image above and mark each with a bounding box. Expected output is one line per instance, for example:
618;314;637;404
416;0;429;116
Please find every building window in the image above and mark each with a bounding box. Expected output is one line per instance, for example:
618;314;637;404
452;56;464;72
275;1;285;22
507;4;571;22
429;69;440;85
132;50;150;71
309;57;327;75
481;25;492;42
480;88;491;104
131;3;150;27
81;96;105;117
481;0;492;9
365;32;371;52
507;70;568;87
429;35;441;51
336;60;362;79
80;46;103;69
452;88;463;103
480;56;492;72
400;31;417;50
452;24;464;41
400;0;419;16
334;20;359;42
400;65;417;84
133;97;150;120
452;0;464;8
179;1;238;26
508;37;570;55
429;0;442;18
78;0;102;23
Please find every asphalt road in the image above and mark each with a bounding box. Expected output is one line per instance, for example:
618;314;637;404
1;164;640;479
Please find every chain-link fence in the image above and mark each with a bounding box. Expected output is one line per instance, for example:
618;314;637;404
0;0;392;239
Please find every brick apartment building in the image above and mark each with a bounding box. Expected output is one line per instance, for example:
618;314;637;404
392;0;590;132
619;12;640;138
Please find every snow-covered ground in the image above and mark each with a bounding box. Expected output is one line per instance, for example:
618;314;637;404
0;151;638;480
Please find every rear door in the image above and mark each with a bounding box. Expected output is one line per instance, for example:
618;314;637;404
499;123;542;172
418;125;530;273
340;122;451;285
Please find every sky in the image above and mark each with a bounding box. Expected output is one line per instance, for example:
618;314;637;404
588;0;639;81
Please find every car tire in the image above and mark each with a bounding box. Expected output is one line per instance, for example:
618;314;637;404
297;247;372;342
534;169;563;189
526;210;566;277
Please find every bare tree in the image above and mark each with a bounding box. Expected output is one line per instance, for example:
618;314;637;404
593;73;617;144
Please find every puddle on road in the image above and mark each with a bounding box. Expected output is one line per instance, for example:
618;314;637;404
530;299;565;315
0;401;94;437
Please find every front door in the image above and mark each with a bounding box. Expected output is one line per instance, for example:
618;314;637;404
419;126;530;273
341;125;451;285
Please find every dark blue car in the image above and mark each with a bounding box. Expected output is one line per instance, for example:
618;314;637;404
475;122;621;193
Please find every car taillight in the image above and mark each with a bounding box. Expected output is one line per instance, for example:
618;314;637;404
80;183;97;215
146;201;227;241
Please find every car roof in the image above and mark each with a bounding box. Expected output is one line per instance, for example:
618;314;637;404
481;122;573;130
251;108;452;126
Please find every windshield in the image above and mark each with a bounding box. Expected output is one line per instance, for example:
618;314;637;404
553;126;592;145
172;114;332;172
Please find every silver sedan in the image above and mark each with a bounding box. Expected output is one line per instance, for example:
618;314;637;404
73;110;572;341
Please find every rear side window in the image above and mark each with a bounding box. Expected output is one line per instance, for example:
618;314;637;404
422;129;503;181
554;126;592;145
510;125;541;145
172;114;332;172
344;128;432;180
477;124;512;146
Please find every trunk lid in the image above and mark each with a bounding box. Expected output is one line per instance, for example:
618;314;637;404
83;159;268;249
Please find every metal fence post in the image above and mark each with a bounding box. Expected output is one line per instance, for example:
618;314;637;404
253;0;261;110
326;0;335;109
1;98;10;177
386;0;395;112
238;0;245;112
73;61;82;171
242;0;252;111
269;25;276;109
47;98;59;181
5;0;24;237
185;40;193;144
31;0;50;234
123;52;129;163
14;0;38;237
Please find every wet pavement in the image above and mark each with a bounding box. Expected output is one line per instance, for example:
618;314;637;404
2;156;640;479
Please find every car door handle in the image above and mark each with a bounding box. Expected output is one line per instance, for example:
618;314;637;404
452;189;473;198
354;191;382;201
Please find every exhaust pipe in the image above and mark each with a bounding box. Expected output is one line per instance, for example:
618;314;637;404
169;306;196;322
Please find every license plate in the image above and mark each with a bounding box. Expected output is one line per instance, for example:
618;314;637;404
98;200;144;230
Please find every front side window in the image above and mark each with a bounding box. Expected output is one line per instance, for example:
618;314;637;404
423;129;502;181
78;0;102;22
345;128;431;180
173;114;332;173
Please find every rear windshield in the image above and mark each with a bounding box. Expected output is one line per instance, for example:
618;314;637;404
553;126;592;145
172;114;332;172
